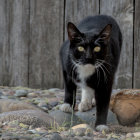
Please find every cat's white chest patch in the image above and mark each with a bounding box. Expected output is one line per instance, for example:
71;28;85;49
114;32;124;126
77;64;95;80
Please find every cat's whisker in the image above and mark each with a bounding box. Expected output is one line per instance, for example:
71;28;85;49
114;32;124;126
101;64;110;74
96;61;108;84
68;59;77;82
95;61;102;86
95;66;100;87
96;60;111;78
71;59;83;82
72;65;77;82
96;59;112;67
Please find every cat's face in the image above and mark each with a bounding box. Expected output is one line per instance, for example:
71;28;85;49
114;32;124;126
67;22;112;66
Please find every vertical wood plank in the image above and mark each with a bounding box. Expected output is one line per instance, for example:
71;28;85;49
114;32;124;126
65;0;99;39
9;0;30;86
29;0;64;89
0;0;29;87
0;0;8;85
134;0;140;88
100;0;134;89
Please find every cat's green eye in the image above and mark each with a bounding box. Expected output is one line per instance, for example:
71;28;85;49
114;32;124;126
78;46;85;52
94;46;101;52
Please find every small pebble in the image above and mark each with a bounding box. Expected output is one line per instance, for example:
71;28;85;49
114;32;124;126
83;136;93;140
28;92;39;97
71;124;93;136
35;127;48;134
60;131;70;137
49;101;58;107
73;128;85;136
133;132;140;137
0;95;8;99
94;138;107;140
39;138;49;140
126;133;134;138
0;91;3;96
38;102;51;111
50;133;62;140
73;136;85;140
38;102;47;107
135;122;140;126
14;90;28;97
32;98;42;104
69;137;79;140
28;129;37;134
20;97;26;99
48;88;61;93
29;125;34;130
120;135;126;140
0;122;3;128
3;91;15;96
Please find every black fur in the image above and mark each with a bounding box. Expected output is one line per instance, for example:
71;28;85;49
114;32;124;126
60;15;122;126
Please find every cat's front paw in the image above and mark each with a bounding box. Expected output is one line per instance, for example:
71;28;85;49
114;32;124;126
95;125;109;132
78;101;92;112
60;103;72;113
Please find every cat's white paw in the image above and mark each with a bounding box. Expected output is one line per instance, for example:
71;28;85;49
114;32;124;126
60;103;72;113
78;101;92;112
95;125;109;132
92;98;96;106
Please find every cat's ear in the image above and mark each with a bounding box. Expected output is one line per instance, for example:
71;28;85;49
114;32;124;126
97;24;112;43
67;22;83;42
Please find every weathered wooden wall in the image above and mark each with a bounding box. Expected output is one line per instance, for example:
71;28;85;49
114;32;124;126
0;0;139;89
0;0;29;87
134;0;140;88
29;0;64;89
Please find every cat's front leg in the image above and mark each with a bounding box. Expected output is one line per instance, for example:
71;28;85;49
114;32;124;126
95;87;112;132
78;87;95;112
60;74;77;113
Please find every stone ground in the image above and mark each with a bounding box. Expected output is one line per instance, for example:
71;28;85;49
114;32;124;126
0;86;139;140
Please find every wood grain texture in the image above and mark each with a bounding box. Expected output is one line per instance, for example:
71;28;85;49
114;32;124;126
0;0;29;86
0;0;7;85
29;0;64;89
100;0;134;89
65;0;99;39
134;0;140;88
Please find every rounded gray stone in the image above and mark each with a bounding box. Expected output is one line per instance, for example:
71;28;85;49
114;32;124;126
126;133;134;138
0;91;3;96
75;108;118;125
50;133;62;140
107;110;119;124
75;108;96;125
15;90;28;97
0;99;40;113
39;138;49;140
49;110;83;127
0;110;58;128
49;101;58;107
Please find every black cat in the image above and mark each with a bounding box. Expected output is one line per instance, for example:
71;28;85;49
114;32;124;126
60;15;122;131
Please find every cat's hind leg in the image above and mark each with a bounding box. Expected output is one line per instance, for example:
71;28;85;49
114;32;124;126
78;86;95;112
